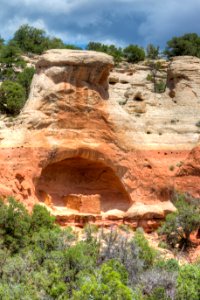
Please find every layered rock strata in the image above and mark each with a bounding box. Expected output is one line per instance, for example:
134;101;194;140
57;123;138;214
0;50;200;231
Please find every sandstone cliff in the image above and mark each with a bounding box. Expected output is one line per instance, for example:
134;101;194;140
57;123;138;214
0;50;200;231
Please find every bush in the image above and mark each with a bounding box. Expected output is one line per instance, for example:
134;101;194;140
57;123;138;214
158;193;200;249
155;258;180;272
17;67;35;98
0;42;24;67
123;44;145;63
134;228;157;268
145;287;171;300
0;197;31;253
155;80;166;93
176;263;200;300
72;261;133;300
0;80;26;115
31;204;56;232
0;42;25;81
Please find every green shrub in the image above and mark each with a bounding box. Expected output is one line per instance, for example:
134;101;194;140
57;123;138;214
0;80;26;115
0;42;25;66
17;67;35;98
0;42;26;81
155;80;166;93
12;24;54;54
134;228;157;268
31;204;56;232
155;258;180;272
72;261;133;300
123;45;145;63
0;197;31;253
176;263;200;300
146;74;153;81
145;287;170;300
158;193;200;249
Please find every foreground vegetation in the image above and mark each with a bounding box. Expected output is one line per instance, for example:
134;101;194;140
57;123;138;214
0;197;199;299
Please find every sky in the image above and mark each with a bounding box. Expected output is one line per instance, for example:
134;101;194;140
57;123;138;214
1;0;200;48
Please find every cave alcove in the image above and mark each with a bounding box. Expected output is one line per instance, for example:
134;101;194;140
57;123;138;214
35;157;131;214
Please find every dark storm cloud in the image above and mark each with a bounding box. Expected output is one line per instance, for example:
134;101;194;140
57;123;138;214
0;0;200;47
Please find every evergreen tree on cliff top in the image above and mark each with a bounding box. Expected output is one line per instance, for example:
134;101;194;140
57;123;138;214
165;33;200;58
12;24;66;54
12;24;82;55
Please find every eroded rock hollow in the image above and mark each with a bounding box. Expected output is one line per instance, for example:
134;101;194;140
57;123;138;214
1;50;200;230
36;157;131;213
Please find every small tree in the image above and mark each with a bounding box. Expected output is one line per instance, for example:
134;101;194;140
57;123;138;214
123;45;145;63
146;44;159;59
13;24;48;54
0;197;31;252
12;24;80;55
146;61;166;93
0;80;26;115
164;33;200;58
31;204;55;232
0;42;25;81
158;193;200;250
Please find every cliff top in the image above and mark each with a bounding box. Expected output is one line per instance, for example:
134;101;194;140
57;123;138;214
37;49;114;68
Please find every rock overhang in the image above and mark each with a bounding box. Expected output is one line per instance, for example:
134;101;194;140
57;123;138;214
36;49;114;68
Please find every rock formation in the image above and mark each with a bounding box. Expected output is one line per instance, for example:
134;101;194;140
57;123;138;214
0;50;200;231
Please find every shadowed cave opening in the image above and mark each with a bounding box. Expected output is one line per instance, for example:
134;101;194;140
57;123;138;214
35;157;131;214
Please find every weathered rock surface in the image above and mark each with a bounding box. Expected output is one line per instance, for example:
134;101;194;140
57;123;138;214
0;51;200;230
109;56;200;149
